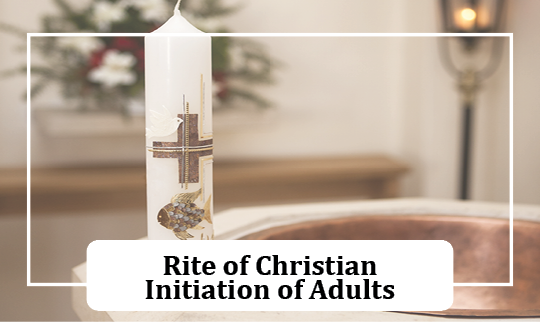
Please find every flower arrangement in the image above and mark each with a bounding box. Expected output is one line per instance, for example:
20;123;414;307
2;0;277;115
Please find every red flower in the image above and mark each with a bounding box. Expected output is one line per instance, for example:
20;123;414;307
135;48;145;71
89;48;107;68
112;37;139;51
213;71;228;99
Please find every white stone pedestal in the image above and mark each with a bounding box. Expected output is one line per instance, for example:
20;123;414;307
71;198;540;321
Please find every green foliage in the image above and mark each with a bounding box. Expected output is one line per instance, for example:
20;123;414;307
184;0;243;18
1;0;278;113
212;36;230;71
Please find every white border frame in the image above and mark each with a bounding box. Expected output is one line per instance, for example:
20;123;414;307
27;32;513;287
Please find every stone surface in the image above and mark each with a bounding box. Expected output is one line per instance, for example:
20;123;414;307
72;198;540;321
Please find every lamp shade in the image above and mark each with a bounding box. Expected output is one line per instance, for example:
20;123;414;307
440;0;504;33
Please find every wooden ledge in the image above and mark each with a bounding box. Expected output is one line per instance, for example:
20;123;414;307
0;155;408;215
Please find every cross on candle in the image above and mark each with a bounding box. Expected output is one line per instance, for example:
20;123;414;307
145;0;213;240
149;104;213;188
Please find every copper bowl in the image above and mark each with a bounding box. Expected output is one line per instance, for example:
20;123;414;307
239;215;540;317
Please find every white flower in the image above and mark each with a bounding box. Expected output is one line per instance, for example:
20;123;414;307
57;36;104;56
88;50;137;88
128;0;170;22
212;81;224;96
92;1;127;31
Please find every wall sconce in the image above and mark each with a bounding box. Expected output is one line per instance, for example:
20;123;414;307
440;0;505;51
438;0;506;200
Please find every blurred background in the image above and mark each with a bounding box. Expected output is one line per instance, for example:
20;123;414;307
0;0;537;320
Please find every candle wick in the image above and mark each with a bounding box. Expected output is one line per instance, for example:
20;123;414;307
174;0;182;13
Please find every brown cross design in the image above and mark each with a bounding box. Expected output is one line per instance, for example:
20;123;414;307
150;112;213;186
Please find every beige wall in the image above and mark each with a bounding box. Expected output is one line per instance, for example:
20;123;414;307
509;0;540;205
0;0;536;204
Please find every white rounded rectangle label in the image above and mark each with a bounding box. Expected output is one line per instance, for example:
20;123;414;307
87;240;453;311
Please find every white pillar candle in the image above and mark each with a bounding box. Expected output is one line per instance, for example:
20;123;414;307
145;1;213;240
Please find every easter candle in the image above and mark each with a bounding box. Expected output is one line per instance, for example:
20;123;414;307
145;0;213;240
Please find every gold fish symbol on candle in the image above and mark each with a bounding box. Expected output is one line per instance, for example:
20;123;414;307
157;189;212;240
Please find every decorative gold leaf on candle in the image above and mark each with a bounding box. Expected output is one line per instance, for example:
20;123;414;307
200;233;214;240
203;194;213;224
172;188;202;204
174;231;194;240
